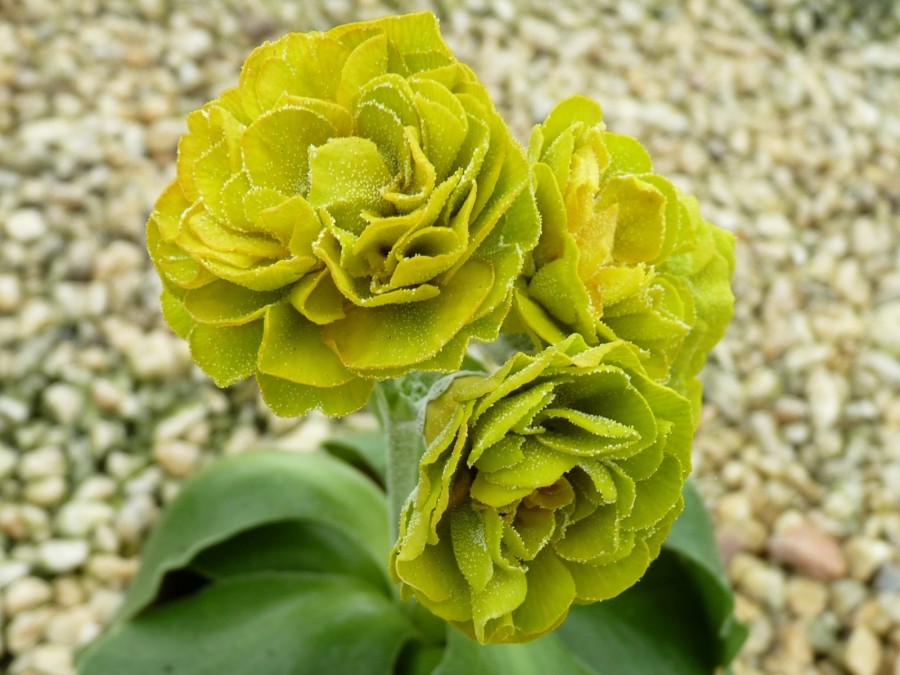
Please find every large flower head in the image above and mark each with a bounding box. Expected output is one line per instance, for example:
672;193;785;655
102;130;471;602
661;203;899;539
148;13;539;416
511;96;734;409
390;335;692;644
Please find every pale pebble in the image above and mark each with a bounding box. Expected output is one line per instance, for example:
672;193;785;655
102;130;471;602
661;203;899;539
44;382;84;426
854;599;894;635
0;561;32;589
92;240;145;281
46;605;99;646
786;577;828;618
881;593;900;623
731;554;786;610
23;476;67;508
87;588;123;625
38;540;89;574
762;621;813;672
832;579;870;619
874;564;900;593
5;208;47;242
0;274;22;312
72;476;117;502
123;467;164;500
55;502;115;538
85;554;137;585
126;330;189;380
0;444;17;478
8;642;74;675
19;446;66;480
844;626;883;675
4;576;53;615
52;577;85;608
114;495;158;545
5;606;55;655
845;536;894;582
0;397;30;424
91;524;120;554
153;404;206;442
16;298;56;339
104;451;146;480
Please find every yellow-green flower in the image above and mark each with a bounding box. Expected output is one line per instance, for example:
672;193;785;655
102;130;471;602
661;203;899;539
510;96;734;411
148;13;538;416
390;335;692;644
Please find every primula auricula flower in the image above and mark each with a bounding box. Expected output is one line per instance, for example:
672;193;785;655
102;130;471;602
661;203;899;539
390;335;692;644
510;96;735;411
147;13;539;416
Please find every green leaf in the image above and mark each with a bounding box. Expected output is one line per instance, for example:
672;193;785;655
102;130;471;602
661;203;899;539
432;629;593;675
114;450;392;623
321;426;388;485
662;481;749;664
555;482;746;674
77;572;415;675
190;519;387;591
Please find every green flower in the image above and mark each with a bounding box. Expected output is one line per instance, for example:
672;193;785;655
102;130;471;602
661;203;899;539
390;335;692;644
147;13;538;416
511;96;734;409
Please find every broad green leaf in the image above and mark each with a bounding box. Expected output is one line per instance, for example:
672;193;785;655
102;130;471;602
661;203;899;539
557;551;715;674
662;481;748;665
190;519;387;591
114;451;391;623
432;629;593;675
556;482;747;673
321;426;388;485
78;573;415;675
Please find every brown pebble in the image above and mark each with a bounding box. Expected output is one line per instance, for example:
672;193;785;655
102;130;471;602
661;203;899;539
769;523;848;581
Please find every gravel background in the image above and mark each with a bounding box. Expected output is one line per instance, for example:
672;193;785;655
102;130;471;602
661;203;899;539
1;1;899;673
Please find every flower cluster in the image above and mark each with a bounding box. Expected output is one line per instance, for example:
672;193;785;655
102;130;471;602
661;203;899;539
390;336;693;643
148;12;735;646
511;96;735;410
148;13;538;416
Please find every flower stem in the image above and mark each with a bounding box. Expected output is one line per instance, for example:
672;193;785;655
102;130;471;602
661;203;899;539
371;379;427;543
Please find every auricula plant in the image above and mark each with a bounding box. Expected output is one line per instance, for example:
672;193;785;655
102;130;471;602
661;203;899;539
80;12;745;675
149;12;538;416
391;336;694;644
512;95;735;415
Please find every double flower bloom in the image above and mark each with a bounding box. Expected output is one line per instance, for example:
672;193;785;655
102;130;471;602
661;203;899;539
147;13;735;644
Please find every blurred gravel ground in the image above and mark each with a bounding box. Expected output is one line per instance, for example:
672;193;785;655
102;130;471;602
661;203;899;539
0;0;898;673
